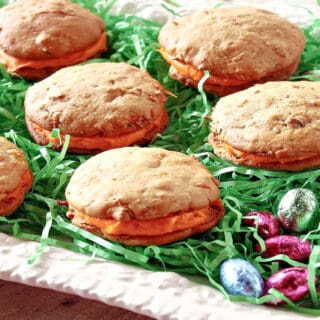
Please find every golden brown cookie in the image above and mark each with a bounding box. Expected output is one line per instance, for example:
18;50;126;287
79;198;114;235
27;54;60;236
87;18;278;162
0;137;33;216
0;0;106;80
209;81;320;171
24;62;168;154
159;6;305;96
65;147;224;246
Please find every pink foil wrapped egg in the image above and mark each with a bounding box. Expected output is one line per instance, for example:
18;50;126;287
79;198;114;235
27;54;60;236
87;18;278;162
242;211;281;238
255;235;311;261
263;267;315;305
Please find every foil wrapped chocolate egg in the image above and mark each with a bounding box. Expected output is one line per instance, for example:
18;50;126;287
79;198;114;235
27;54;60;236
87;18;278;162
255;235;311;261
263;267;313;305
242;211;280;238
277;188;318;232
220;258;264;298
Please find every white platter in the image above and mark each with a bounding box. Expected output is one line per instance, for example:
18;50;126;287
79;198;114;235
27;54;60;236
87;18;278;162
1;1;319;319
0;233;316;320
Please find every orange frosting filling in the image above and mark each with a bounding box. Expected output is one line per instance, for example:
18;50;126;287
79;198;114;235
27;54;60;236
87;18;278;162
0;31;107;72
69;199;223;236
0;169;33;216
223;142;318;164
30;108;167;151
159;47;250;87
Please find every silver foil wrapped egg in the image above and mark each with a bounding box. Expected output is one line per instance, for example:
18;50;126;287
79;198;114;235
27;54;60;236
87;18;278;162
277;188;318;232
220;258;264;298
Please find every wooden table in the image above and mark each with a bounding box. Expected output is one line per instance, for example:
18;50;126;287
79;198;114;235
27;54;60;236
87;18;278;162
0;280;154;320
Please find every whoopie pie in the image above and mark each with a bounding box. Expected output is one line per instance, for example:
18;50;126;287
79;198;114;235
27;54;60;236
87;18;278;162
24;62;168;153
0;137;33;216
209;81;320;171
0;0;106;79
65;147;224;246
159;6;305;96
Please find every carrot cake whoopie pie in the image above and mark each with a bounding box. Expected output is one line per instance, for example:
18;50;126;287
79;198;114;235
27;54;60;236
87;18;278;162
0;0;106;80
24;62;168;154
0;137;33;216
158;6;305;96
209;81;320;171
65;147;224;246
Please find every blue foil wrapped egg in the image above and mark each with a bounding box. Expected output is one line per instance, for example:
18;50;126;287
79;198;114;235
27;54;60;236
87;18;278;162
220;258;264;298
277;188;318;232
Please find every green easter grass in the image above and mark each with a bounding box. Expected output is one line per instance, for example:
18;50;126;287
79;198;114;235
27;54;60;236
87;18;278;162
1;0;320;315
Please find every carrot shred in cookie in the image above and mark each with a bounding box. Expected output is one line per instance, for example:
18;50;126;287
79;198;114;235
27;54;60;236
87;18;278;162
159;47;250;87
